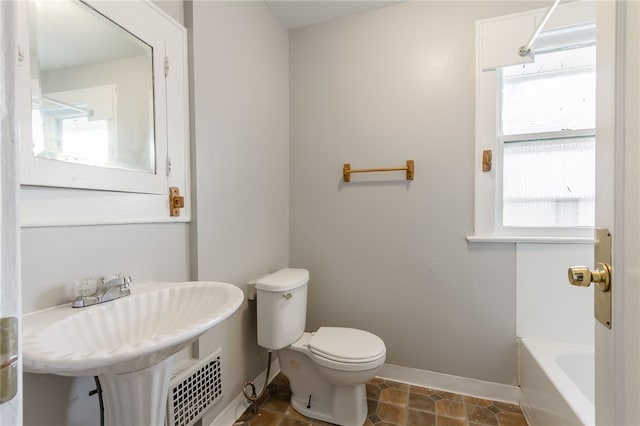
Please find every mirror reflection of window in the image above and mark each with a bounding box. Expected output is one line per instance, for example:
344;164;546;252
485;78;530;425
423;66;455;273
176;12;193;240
29;0;155;174
33;85;114;167
60;118;109;165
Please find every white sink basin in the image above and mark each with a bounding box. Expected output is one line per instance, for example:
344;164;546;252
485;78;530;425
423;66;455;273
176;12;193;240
23;281;244;376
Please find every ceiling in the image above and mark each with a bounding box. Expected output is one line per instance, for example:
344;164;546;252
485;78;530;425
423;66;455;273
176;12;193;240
265;1;405;29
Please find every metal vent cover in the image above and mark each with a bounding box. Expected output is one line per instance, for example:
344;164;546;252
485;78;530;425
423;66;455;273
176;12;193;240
166;350;222;426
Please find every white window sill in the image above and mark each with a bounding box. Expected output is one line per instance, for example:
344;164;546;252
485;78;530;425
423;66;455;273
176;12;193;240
466;235;594;244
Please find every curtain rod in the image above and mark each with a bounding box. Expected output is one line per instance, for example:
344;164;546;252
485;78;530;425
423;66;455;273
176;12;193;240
518;0;561;57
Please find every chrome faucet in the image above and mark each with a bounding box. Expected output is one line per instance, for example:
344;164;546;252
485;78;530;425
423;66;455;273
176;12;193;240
72;274;132;308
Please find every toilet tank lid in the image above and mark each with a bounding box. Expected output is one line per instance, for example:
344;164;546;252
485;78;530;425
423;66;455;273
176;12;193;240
255;268;309;292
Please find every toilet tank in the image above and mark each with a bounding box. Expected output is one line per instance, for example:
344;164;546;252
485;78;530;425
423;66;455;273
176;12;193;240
255;268;309;350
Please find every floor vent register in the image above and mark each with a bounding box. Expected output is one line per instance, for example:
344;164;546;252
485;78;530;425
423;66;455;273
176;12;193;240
166;350;223;426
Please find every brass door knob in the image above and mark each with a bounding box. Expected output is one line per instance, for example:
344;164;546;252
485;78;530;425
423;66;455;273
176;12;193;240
568;263;611;291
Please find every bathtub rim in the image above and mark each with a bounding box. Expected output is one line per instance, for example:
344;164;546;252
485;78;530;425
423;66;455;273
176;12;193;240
519;337;595;426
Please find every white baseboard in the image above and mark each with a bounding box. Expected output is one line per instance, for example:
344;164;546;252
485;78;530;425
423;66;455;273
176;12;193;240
209;358;281;426
378;363;524;405
517;395;538;426
211;361;525;425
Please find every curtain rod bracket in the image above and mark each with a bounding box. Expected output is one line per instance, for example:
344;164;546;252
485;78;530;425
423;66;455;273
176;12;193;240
518;46;531;57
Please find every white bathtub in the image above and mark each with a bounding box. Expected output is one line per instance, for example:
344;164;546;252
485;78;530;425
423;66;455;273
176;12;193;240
519;338;594;426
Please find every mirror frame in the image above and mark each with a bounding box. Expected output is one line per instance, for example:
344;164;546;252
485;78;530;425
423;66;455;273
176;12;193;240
17;0;190;226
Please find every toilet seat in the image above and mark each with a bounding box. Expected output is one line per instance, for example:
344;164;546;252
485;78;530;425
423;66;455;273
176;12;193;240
307;327;386;371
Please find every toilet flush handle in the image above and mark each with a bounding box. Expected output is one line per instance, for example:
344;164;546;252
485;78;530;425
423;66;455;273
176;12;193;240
283;293;293;300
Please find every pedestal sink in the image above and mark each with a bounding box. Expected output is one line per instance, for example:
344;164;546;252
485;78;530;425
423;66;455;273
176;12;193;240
23;281;244;426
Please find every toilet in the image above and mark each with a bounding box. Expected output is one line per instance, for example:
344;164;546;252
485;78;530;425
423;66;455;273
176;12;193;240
256;268;386;426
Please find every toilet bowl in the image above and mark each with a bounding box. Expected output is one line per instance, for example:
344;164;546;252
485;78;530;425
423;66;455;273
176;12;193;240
255;268;386;425
278;328;386;425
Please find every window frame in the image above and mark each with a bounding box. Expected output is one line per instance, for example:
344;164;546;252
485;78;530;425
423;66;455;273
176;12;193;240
471;1;596;242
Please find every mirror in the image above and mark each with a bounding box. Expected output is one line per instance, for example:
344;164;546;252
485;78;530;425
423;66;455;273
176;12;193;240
29;0;155;174
18;0;190;226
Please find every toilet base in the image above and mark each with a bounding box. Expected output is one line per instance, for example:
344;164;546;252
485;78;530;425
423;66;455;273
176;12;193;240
289;384;368;426
279;340;374;426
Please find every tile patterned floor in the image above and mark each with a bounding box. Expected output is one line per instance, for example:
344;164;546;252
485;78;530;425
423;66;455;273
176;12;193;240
233;373;528;426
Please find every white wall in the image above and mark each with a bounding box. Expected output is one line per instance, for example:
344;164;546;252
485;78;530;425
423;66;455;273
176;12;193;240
516;243;594;346
289;1;547;385
153;0;184;24
186;1;289;423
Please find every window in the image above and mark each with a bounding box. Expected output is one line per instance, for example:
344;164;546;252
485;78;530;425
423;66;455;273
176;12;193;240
472;2;596;241
500;28;596;229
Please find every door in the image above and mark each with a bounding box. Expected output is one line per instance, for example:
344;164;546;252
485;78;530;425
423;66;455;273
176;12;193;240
0;1;22;424
594;1;640;424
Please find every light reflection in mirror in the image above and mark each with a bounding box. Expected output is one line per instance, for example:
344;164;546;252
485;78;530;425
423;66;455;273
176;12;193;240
30;0;155;173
